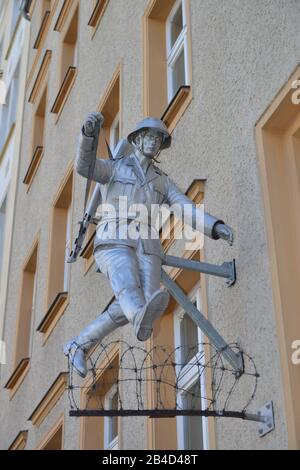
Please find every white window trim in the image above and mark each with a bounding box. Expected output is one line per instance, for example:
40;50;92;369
63;205;72;292
28;263;38;358
174;283;209;450
104;384;119;450
166;0;190;102
109;112;120;151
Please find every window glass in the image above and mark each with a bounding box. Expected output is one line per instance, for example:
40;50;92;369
170;3;183;49
172;47;185;96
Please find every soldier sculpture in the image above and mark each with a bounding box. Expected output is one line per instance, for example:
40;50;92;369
64;113;233;378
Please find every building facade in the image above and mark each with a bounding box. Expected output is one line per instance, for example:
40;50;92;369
0;0;300;450
0;1;30;370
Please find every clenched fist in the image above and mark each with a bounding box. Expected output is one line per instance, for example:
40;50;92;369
83;112;104;137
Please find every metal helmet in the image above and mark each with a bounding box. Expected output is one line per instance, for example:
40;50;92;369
127;117;171;150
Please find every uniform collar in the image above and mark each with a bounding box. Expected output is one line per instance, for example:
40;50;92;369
125;154;162;185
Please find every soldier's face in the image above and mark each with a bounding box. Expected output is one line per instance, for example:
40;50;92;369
135;130;163;158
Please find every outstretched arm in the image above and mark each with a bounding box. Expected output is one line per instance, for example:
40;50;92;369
165;178;234;245
76;112;113;184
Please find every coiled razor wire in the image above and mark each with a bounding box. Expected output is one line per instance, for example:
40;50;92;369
67;340;261;421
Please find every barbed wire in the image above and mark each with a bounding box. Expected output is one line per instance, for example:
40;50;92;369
67;340;259;419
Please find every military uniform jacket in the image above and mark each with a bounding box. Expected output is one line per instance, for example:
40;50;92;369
76;128;222;258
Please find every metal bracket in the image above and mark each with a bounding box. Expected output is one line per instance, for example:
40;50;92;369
163;255;236;287
161;270;244;376
257;401;275;437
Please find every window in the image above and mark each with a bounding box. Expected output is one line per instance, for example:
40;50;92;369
60;6;78;82
5;237;39;398
97;65;121;157
174;285;209;450
26;48;52;187
109;112;120;152
28;374;68;426
23;86;47;188
33;87;47;151
104;384;119;450
40;425;63;450
37;415;64;450
63;204;72;292
15;240;38;366
256;65;300;447
0;197;7;281
81;347;119;450
8;431;28;450
33;0;52;50
143;0;192;131
0;62;19;151
166;0;189;102
11;0;22;36
37;167;73;340
48;168;73;303
146;181;208;450
51;4;79;119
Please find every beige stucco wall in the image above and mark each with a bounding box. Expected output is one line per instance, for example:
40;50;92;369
1;0;300;450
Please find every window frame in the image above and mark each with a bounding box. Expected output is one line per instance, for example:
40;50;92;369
166;0;190;103
109;111;120;152
173;283;209;451
50;1;79;122
143;0;192;133
104;383;119;450
4;234;40;399
63;203;72;292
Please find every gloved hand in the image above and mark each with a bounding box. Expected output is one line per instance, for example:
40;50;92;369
83;112;104;137
213;222;234;246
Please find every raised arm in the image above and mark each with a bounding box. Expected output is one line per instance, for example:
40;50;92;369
75;112;113;184
165;178;234;244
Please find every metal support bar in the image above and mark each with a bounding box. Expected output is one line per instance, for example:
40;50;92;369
69;403;274;431
163;255;236;287
161;270;244;376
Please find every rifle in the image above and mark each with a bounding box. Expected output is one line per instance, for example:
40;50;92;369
67;184;101;263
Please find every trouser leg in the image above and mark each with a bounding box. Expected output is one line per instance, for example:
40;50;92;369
136;242;162;301
94;245;145;324
64;308;120;378
94;243;169;341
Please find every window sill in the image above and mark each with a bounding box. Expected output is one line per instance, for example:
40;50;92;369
28;373;68;427
8;430;29;450
161;85;192;133
4;358;30;400
28;49;52;104
50;66;77;122
81;230;96;275
54;0;74;32
88;0;110;39
33;10;51;49
37;291;69;344
23;145;44;190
